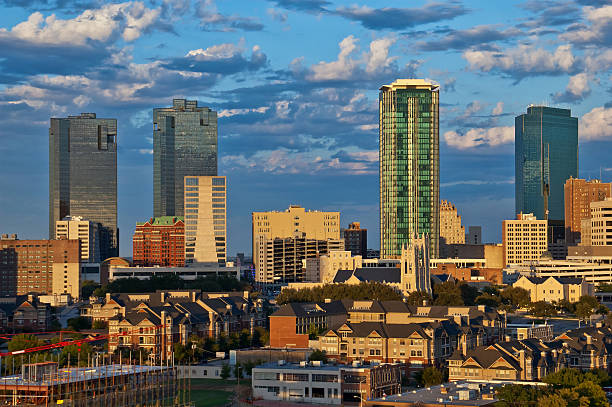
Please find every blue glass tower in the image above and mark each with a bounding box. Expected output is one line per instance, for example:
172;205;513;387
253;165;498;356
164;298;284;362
515;106;578;221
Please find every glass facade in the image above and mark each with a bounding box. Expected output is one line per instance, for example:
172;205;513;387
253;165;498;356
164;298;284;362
49;113;118;260
515;106;578;221
379;80;440;258
153;99;217;217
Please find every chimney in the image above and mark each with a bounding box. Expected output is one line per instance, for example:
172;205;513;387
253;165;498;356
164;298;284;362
461;337;467;356
243;291;249;299
585;334;592;345
324;298;332;303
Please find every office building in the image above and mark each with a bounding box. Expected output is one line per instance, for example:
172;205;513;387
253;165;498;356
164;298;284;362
256;236;344;284
153;99;217;217
466;226;482;245
502;213;548;267
49;113;118;260
379;79;440;258
55;216;100;263
440;200;465;246
252;361;401;405
252;205;340;282
564;178;611;245
343;222;367;256
515;106;578;221
590;198;612;246
0;235;80;298
132;216;185;267
184;176;226;265
108;263;239;281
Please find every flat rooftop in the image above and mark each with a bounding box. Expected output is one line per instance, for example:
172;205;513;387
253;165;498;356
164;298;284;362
0;364;170;387
369;382;499;406
254;361;388;372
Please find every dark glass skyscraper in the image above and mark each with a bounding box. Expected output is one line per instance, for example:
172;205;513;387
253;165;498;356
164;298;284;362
153;99;217;217
49;113;118;260
379;79;440;258
515;106;578;221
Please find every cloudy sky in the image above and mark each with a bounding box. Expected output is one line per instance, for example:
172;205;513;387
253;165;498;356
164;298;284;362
0;0;610;257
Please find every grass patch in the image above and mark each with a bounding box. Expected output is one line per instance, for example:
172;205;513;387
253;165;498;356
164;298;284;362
189;389;233;407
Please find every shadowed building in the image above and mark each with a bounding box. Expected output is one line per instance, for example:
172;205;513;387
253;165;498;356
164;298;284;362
343;222;367;257
153;99;217;218
49;113;118;259
379;79;440;258
515;106;578;222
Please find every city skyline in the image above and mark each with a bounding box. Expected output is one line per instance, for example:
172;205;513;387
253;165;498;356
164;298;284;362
0;0;610;257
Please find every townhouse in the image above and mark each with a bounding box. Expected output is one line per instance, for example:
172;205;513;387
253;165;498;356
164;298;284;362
513;276;593;303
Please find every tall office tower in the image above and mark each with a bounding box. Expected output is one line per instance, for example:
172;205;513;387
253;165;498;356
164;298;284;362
379;79;440;258
400;234;431;295
515;106;578;222
252;205;340;283
55;216;100;263
133;216;185;267
590;198;612;246
440;200;465;245
502;213;548;267
154;99;218;218
343;222;367;256
564;178;612;245
0;234;80;298
184;176;226;265
49;113;118;260
466;226;482;245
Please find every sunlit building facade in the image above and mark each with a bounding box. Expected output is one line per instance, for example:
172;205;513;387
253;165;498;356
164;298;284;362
379;79;440;258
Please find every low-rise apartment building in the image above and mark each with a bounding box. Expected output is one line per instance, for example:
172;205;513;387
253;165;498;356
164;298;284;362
513;275;593;303
252;361;401;405
505;323;554;341
449;325;612;382
0;295;51;332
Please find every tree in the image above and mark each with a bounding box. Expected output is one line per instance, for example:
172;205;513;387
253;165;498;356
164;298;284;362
433;281;463;306
405;291;433;306
575;296;600;321
253;327;269;347
544;368;584;387
529;301;557;318
67;316;91;331
574;380;608;407
500;287;531;310
234;363;244;379
92;320;107;329
459;283;480;306
275;282;403;305
220;364;231;379
537;393;567;407
475;293;501;308
81;280;100;299
309;350;327;363
418;367;445;387
495;384;541;407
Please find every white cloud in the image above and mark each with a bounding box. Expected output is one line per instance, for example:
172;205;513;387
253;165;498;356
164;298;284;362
308;35;397;81
139;149;154;155
187;42;242;59
218;106;269;117
444;126;514;149
553;73;591;101
580;106;612;141
561;5;612;46
463;44;577;77
73;95;91;107
0;2;160;46
492;101;504;115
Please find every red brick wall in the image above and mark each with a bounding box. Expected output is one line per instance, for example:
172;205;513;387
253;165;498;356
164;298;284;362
270;316;308;348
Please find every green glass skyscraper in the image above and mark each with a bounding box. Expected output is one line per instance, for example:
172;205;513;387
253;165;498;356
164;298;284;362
515;106;578;221
153;99;217;218
379;79;440;258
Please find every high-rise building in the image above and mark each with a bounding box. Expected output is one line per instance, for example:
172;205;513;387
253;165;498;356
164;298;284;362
515;106;578;221
132;216;185;267
564;178;611;245
49;113;118;260
466;226;482;245
440;200;465;246
0;234;80;298
379;79;440;258
590;198;612;247
502;213;548;267
55;216;100;263
343;222;367;256
256;236;344;284
252;205;341;283
184;176;226;265
153;99;217;218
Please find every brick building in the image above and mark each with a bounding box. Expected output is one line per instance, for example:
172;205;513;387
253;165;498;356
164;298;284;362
431;263;503;285
132;216;185;267
0;235;81;298
343;222;367;257
564;178;611;245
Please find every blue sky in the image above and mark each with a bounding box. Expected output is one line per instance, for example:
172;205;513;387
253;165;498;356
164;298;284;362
0;0;610;257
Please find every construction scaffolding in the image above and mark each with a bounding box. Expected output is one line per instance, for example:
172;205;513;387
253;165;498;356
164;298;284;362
0;361;192;406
